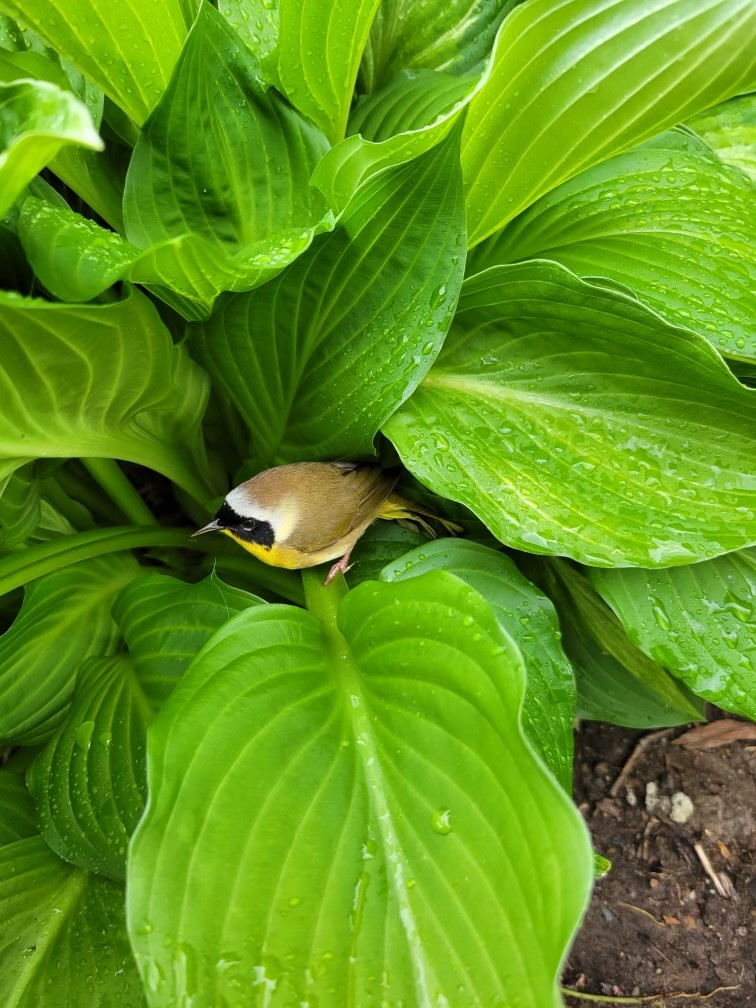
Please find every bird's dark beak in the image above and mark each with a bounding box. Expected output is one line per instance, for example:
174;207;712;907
191;519;223;537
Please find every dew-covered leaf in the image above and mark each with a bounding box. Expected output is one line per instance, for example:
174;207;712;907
688;92;756;181
0;78;101;217
120;3;332;317
277;0;381;144
313;69;476;213
28;655;149;881
471;130;756;363
0;769;37;845
114;571;264;705
192;132;465;464
462;0;756;245
0;837;143;1007
359;0;517;92
592;549;756;721
128;572;592;1007
384;261;756;567
531;558;704;729
381;539;575;789
0;0;190;123
27;573;261;879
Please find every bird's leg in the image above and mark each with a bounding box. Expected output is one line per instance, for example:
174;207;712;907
324;550;353;585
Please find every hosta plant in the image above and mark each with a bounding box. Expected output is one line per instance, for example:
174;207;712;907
0;0;755;1005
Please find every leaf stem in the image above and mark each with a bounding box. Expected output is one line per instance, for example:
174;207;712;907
0;527;190;596
301;567;347;626
81;458;159;526
0;524;306;604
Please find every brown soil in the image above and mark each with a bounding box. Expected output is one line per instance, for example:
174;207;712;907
563;721;756;1007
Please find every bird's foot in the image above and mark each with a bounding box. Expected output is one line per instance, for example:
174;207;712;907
324;552;353;585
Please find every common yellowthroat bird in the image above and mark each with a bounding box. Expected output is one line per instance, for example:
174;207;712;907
193;462;459;584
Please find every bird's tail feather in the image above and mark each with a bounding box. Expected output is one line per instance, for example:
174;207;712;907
378;494;463;537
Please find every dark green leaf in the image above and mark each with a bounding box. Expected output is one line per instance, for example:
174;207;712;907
193;132;466;464
381;539;575;789
360;0;517;92
533;559;704;728
120;3;332;317
0;837;143;1007
0;527;199;598
592;549;756;720
0;769;37;844
0;556;136;747
28;655;149;880
26;573;263;879
128;572;592;1006
471;130;756;362
0;464;40;546
114;571;264;705
462;0;756;245
346;522;425;585
384;262;756;566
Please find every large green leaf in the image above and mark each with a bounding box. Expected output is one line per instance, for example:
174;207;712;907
119;3;332;318
688;92;756;181
592;549;756;721
0;837;143;1007
0;556;136;747
27;573;262;880
277;0;381;143
28;655;149;881
381;539;575;789
359;0;517;92
0;289;215;502
193;132;465;464
462;0;756;245
0;78;101;217
470;130;756;363
0;769;37;845
128;572;592;1007
531;558;704;729
384;262;756;567
0;0;189;123
114;571;264;704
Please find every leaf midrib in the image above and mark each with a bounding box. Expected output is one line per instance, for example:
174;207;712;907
5;847;87;1004
317;612;436;1008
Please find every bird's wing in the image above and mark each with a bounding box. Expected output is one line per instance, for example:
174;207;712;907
341;465;400;535
287;464;398;553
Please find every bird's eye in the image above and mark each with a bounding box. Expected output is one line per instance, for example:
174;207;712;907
242;519;257;532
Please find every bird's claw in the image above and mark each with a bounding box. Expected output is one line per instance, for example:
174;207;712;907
324;555;353;585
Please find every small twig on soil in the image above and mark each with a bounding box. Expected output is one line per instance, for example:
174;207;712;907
561;983;739;1005
692;842;736;899
619;902;665;927
610;728;676;797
